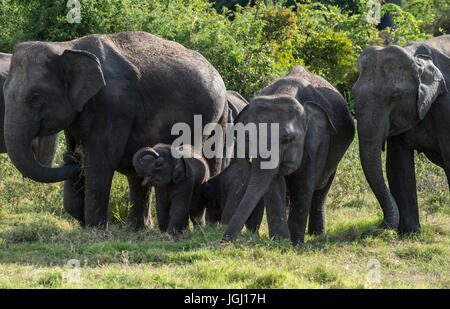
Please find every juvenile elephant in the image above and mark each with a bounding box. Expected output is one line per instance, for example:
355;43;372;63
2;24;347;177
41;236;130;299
203;90;264;231
222;66;355;245
3;32;227;229
133;144;209;234
0;52;58;166
353;35;450;233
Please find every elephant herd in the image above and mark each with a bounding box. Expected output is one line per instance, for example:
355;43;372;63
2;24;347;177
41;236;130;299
0;31;448;246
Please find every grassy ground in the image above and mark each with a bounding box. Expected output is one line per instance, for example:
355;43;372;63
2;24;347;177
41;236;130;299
0;135;448;288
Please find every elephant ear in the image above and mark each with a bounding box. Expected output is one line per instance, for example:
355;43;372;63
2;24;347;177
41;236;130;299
171;145;193;184
304;100;337;133
61;49;106;112
173;157;192;184
415;54;448;120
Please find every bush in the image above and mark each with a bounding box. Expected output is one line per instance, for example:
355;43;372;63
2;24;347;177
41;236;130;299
0;0;444;101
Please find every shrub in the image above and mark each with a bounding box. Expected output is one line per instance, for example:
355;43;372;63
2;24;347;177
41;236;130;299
0;0;443;101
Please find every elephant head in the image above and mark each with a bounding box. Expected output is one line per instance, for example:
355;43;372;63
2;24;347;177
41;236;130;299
222;94;336;241
352;44;448;228
3;42;106;183
132;144;192;187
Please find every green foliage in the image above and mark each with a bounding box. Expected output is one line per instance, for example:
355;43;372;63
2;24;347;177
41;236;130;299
380;3;432;45
403;0;450;36
0;0;444;101
0;0;149;52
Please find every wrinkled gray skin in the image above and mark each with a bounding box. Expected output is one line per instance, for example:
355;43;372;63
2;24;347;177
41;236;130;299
353;35;450;233
3;32;226;229
203;90;264;232
133;144;209;234
201;158;265;233
0;52;58;166
222;66;355;245
221;90;249;170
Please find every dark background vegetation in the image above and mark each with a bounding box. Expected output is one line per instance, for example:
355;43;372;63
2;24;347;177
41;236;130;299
1;0;448;110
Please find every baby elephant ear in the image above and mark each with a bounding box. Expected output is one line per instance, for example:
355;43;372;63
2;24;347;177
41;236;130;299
415;54;448;120
173;158;191;184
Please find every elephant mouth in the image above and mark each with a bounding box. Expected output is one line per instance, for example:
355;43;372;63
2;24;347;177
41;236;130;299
141;175;153;186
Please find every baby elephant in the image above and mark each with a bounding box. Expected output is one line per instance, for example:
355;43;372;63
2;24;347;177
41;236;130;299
133;144;209;234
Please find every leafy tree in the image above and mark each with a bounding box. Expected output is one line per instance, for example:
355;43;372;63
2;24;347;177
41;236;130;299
0;0;444;106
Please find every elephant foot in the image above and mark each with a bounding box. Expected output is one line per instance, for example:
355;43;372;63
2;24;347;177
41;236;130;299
292;241;305;250
85;222;107;230
398;226;421;235
308;225;326;235
378;219;398;230
221;234;235;243
398;219;421;235
126;218;151;231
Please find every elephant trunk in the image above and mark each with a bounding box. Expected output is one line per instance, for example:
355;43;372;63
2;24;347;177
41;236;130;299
132;147;158;172
4;115;79;183
358;124;399;229
31;134;60;167
222;159;278;242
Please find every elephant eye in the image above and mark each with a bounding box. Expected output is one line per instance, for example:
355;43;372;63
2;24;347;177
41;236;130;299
28;93;41;107
154;161;163;168
281;134;295;144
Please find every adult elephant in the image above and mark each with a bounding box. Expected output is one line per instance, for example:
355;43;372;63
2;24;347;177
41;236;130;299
222;66;355;245
3;32;227;229
353;35;450;233
0;52;58;166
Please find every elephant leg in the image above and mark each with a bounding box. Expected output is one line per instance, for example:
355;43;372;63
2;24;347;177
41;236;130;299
64;175;85;227
264;176;290;240
155;188;170;232
127;175;152;230
83;165;115;228
167;194;191;234
221;184;245;225
386;136;420;234
287;164;317;245
82;141;121;228
189;201;206;227
245;199;265;234
308;171;335;235
431;94;450;192
62;136;85;227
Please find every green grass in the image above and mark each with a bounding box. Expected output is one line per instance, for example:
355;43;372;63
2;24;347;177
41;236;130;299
0;135;448;288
